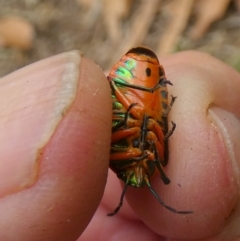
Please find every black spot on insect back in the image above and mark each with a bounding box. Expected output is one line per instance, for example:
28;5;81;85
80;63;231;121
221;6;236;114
146;67;151;77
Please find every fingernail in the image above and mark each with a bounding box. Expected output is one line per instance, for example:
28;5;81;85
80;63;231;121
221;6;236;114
0;50;81;196
208;107;240;177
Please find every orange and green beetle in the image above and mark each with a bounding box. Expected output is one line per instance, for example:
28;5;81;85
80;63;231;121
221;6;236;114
107;46;192;216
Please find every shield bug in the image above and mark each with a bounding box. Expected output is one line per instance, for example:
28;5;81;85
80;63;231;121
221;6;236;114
107;46;192;216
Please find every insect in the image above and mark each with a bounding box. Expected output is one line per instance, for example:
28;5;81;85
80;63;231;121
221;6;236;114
107;46;192;216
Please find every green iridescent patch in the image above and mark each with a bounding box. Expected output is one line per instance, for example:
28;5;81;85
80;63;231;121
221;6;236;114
124;59;136;69
115;66;132;79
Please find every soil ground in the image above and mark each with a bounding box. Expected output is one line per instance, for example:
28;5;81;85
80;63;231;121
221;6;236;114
0;0;240;78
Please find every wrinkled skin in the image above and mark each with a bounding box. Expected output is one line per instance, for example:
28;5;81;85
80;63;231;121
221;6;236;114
0;50;239;241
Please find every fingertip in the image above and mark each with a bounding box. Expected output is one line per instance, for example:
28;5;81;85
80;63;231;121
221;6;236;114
36;55;112;238
0;52;112;240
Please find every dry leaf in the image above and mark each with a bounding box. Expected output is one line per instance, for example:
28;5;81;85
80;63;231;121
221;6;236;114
157;0;194;55
103;0;131;43
76;0;102;26
190;0;231;39
0;16;35;50
108;0;159;69
75;0;97;9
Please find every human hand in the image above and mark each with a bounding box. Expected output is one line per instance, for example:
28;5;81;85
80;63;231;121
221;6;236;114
0;51;111;241
81;51;240;241
0;50;239;241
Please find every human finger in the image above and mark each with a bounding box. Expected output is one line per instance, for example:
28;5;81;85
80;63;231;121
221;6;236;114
0;51;111;241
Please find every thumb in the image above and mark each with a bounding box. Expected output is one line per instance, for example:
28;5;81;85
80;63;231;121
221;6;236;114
127;51;240;239
0;51;111;241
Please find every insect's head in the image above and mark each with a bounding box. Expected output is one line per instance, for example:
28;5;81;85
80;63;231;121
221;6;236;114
125;46;165;87
126;46;158;58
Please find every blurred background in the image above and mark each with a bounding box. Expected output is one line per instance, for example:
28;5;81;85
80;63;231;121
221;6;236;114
0;0;239;77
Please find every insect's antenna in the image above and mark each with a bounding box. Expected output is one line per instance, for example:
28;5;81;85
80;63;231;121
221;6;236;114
107;183;129;216
144;177;193;214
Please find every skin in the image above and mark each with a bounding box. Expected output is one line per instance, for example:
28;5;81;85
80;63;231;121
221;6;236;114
0;50;239;241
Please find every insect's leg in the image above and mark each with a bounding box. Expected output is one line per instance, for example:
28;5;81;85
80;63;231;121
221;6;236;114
110;81;140;119
111;127;149;166
158;94;177;164
124;103;141;128
164;121;176;140
162;95;177;118
161;95;176;137
111;127;140;143
110;148;142;163
110;151;149;179
112;103;138;131
124;103;138;123
162;121;176;165
160;79;173;86
110;152;149;168
147;119;167;165
144;175;193;214
107;183;128;216
112;114;125;131
112;118;125;131
150;141;170;184
140;115;148;152
148;119;165;147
